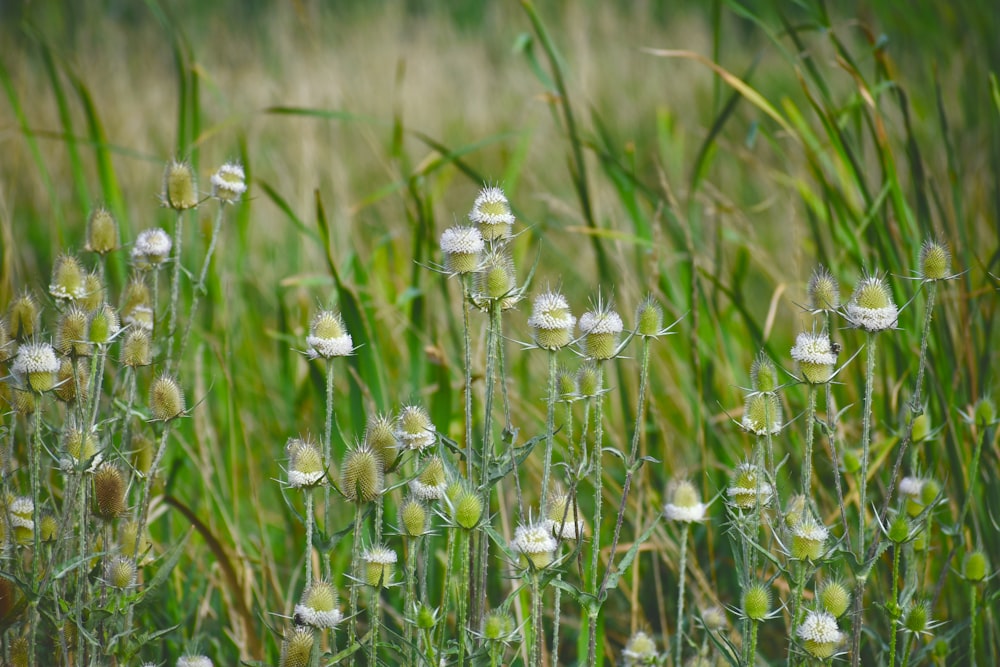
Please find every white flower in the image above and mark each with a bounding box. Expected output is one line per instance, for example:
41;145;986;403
306;311;354;359
846;275;898;332
511;522;558;557
899;476;925;499
363;546;398;565
797;610;844;658
395;405;436;452
790;332;837;366
440;226;485;255
546;516;586;541
468;186;515;228
12;342;60;376
132;228;173;268
578;309;624;335
664;480;707;523
210;162;247;203
409;478;447;501
176;656;213;667
294;603;342;629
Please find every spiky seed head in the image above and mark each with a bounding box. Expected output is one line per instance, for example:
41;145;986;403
364;413;398;469
790;332;837;384
295;580;342;628
483;609;515;641
702;606;728;632
819;581;852;618
121;277;154;331
410;455;448;500
86;206;119;254
726;462;773;510
89;304;120;345
10;636;29;667
9;496;34;544
807;265;840;312
451;485;483;530
750;353;779;393
396;405;436;452
741;393;783;435
39;513;58;541
797;609;844;659
622;630;659;666
475;250;519;309
400;497;427;537
176;655;213;667
791;514;829;560
887;515;911;544
784;494;808;529
362;545;397;587
973;396;996;426
341;445;383;503
557;366;577;401
280;627;315;667
664;479;706;522
576;362;601;398
468;185;515;241
11;388;36;415
49;254;87;301
210;161;246;203
8;292;40;340
416;604;437;629
13;341;60;392
122;329;152;367
286;439;324;488
306;310;353;358
962;550;988;583
132;227;173;270
903;601;931;635
919;240;951;281
93;463;128;520
847;274;898;332
528;290;576;350
742;582;771;621
546;493;585;540
120;519;151;557
163;160;199;210
578;304;624;360
79;272;105;312
635;296;664;338
105;555;137;589
56;308;92;357
440;225;485;275
55;357;89;404
511;522;558;570
64;427;99;466
0;319;13;363
150;375;185;421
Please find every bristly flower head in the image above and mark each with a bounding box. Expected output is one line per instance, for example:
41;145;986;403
89;303;120;345
104;555;138;589
468;185;515;241
622;630;660;666
790;331;838;384
790;513;829;561
8;291;40;340
149;375;185;421
409;455;448;500
176;656;213;667
449;483;484;530
528;290;576;350
797;609;844;659
727;462;773;510
578;298;624;360
12;341;60;392
294;580;343;629
49;254;87;301
399;497;428;537
306;310;354;359
440;225;485;275
56;307;92;357
741;393;783;435
286;437;325;488
86;206;119;255
846;272;898;332
362;545;398;587
162;160;199;210
364;412;399;470
511;521;558;569
750;353;780;393
341;444;384;503
663;479;707;523
635;296;667;338
819;580;852;618
132;228;173;270
474;249;520;310
807;265;840;312
919;239;951;281
280;627;315;667
210;161;246;204
395;405;436;452
742;581;772;621
546;492;585;540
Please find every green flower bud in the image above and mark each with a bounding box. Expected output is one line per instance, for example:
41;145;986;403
49;254;87;301
819;581;851;618
86;206;119;254
56;307;92;357
105;555;137;589
919;240;951;281
8;292;40;340
400;497;427;537
364;413;398;470
341;445;383;503
750;354;779;393
483;609;514;641
635;296;664;337
807;265;840;312
451;485;483;530
280;627;315;667
162;159;198;210
963;550;988;582
742;582;771;621
576;362;601;398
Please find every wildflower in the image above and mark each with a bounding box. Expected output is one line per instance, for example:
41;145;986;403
900;476;926;517
790;513;829;561
177;656;213;667
450;484;484;530
341;444;383;503
440;225;484;275
807;265;840;312
474;249;520;309
846;273;898;332
741;393;783;435
121;329;152;367
742;582;772;621
546;493;585;540
8;292;40;340
919;240;951;281
901;600;941;637
622;630;659;666
56;307;92;357
468;185;515;241
663;480;706;523
0;320;13;363
399;497;428;537
210;161;246;203
797;609;844;659
576;362;601;398
80;271;105;312
162;160;199;210
483;609;516;643
701;606;728;632
149;375;185;421
12;341;60;392
409;455;447;500
511;521;558;570
294;581;343;629
86;206;119;254
726;462;773;510
579;300;624;360
962;550;988;583
364;413;399;470
49;254;87;301
286;438;325;488
93;462;128;520
395;405;436;452
790;332;837;384
557;366;578;401
306;310;354;359
89;303;120;345
280;627;315;667
131;228;173;270
9;496;34;544
527;290;576;350
104;555;138;589
362;545;397;587
63;427;100;471
819;580;852;618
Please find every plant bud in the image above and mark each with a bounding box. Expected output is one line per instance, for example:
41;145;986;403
121;328;152;367
54;358;89;404
742;582;771;621
962;550;988;582
410;455;447;500
286;438;324;488
395;405;436;452
742;393;782;435
80;272;105;312
416;604;437;629
440;225;484;275
483;609;514;641
149;375;184;421
362;545;397;587
0;319;13;363
400;497;427;537
39;513;58;541
49;254;87;301
579;303;624;360
807;265;840;312
306;310;353;358
622;630;658;666
86;206;119;254
635;297;664;337
888;515;911;544
750;353;779;393
341;445;383;503
791;514;828;561
294;580;342;628
56;307;92;357
847;273;898;332
280;627;315;667
105;555;137;589
819;581;851;618
121;277;154;331
476;250;517;307
163;160;198;210
89;304;120;344
132;228;173;270
451;484;483;529
364;413;398;470
8;292;40;340
210;162;246;203
919;240;951;281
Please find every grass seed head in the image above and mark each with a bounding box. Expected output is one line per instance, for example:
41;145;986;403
86;206;119;254
162;160;199;210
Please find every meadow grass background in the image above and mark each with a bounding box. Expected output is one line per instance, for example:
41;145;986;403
1;0;998;663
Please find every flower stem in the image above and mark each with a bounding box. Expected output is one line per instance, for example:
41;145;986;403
859;332;876;556
802;385;817;496
166;210;184;374
177;203;225;364
969;580;978;667
585;362;606;667
531;573;544;667
404;536;418;667
675;522;690;667
540;349;558;510
458;529;472;666
349;501;363;644
888;543;901;667
304;489;314;590
462;276;474;481
322;359;335;580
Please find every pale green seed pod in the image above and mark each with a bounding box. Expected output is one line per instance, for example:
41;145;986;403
911;413;931;443
547;493;585;540
49;254;87;301
396;405;436;452
341;445;383;503
400;497;427;537
149;375;185;421
742;582;771;621
119;519;152;557
163;160;198;210
86;206;119;254
93;463;128;520
56;307;92;357
727;462;773;510
364;413;398;470
819;581;851;618
919;240;951;281
105;555;137;589
280;627;315;667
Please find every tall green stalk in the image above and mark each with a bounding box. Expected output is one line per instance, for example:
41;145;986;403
177;203;225;364
540;349;558;510
585;362;606;667
888;542;902;667
322;359;335;580
674;522;690;667
473;300;500;630
165;210;184;374
802;385;817;496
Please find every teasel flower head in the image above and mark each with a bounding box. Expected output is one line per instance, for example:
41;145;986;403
306;309;354;359
807;265;840;313
176;656;213;667
9;496;34;544
9;636;29;667
797;609;845;659
86;206;119;255
56;307;92;357
784;494;808;529
622;630;660;666
750;353;780;393
93;462;128;520
364;412;399;470
663;479;707;523
121;277;154;332
474;248;520;310
527;289;576;350
54;357;89;404
0;318;13;363
449;483;484;530
399;497;428;537
790;513;829;561
79;271;105;312
119;519;152;559
511;521;558;570
790;331;837;384
819;580;852;618
362;545;397;587
468;185;515;242
846;272;898;332
89;303;120;345
578;299;624;360
395;404;436;452
341;443;383;503
8;292;40;340
131;228;173;270
286;437;325;488
741;393;783;436
557;365;578;401
742;581;772;622
12;341;60;392
49;254;87;301
701;606;728;632
635;296;668;338
62;427;100;471
280;627;315;667
104;555;138;590
726;462;773;510
919;239;951;281
900;476;928;517
294;580;343;629
409;455;448;500
440;225;485;275
546;492;585;540
121;328;152;367
149;374;185;421
162;159;199;210
38;512;58;542
962;549;988;583
210;161;246;204
576;362;602;398
483;609;516;643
